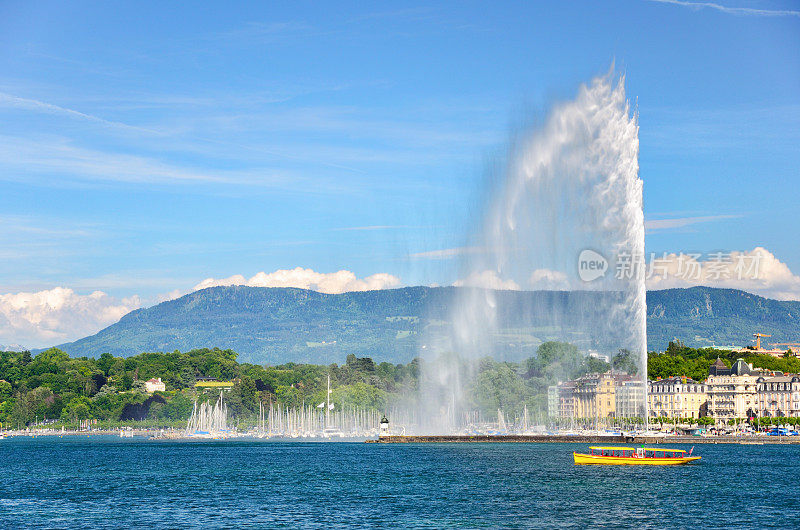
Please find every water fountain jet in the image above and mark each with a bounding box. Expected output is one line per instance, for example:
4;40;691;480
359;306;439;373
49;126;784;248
420;68;647;433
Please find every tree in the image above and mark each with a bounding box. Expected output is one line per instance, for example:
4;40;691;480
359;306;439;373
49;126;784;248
470;361;528;416
584;357;610;375
97;353;115;375
537;341;580;365
228;376;258;416
331;382;387;410
612;349;638;375
160;393;195;420
529;341;584;381
61;396;93;422
120;373;133;391
666;340;685;356
0;380;11;400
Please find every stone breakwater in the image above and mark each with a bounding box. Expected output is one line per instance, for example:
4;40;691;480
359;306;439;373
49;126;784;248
368;435;800;444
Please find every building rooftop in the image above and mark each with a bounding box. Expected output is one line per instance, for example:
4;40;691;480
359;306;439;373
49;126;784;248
651;376;701;385
709;358;730;376
731;358;753;376
756;375;800;383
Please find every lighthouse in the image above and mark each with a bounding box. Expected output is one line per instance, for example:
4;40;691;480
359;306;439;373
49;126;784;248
379;414;389;438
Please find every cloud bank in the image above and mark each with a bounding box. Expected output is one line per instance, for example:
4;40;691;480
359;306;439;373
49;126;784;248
193;267;401;294
453;270;520;291
453;247;800;301
3;252;800;349
0;288;140;348
644;215;738;232
645;247;800;301
648;0;800;18
0;268;400;348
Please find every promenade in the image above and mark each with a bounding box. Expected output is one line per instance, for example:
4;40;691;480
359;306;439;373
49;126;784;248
369;434;800;444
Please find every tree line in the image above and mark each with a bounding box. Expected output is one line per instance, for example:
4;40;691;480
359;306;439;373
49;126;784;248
648;340;800;381
1;340;797;429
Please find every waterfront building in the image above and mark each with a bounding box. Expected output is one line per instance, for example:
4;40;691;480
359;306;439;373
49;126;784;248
647;376;706;419
615;380;646;418
587;351;610;364
547;385;559;418
553;381;577;419
756;374;800;418
194;380;235;391
551;373;643;420
144;377;165;393
705;358;760;423
574;372;617;419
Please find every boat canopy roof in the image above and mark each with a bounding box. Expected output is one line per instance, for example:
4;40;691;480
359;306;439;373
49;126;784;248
588;446;687;453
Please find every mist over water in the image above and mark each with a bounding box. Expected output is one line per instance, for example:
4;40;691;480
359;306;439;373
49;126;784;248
419;70;646;433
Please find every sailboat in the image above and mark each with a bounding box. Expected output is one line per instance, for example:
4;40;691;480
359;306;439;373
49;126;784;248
321;374;344;438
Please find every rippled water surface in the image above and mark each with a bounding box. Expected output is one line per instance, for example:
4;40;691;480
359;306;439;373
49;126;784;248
1;437;798;528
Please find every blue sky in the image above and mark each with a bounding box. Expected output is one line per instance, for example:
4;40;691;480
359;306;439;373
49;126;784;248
1;1;799;346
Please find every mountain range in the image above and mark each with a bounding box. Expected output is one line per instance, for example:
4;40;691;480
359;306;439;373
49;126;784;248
47;285;800;364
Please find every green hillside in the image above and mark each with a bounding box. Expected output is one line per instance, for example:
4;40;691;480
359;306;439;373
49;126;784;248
51;286;800;363
646;287;800;349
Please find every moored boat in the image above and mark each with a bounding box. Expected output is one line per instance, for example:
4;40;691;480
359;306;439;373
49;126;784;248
573;446;700;465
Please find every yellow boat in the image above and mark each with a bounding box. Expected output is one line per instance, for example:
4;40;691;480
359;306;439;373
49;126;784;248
573;446;700;465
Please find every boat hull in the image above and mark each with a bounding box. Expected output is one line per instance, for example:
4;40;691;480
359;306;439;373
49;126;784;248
573;452;700;465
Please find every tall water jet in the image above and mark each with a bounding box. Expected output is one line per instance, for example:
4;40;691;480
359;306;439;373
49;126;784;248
420;69;646;432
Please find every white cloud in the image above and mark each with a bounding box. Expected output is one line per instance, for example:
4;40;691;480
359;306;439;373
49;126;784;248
646;247;800;300
447;247;800;300
410;246;483;259
0;268;402;347
0;287;141;348
333;225;406;231
529;269;571;290
5;250;799;349
0;135;295;187
193;267;402;294
453;270;520;291
0;92;157;134
153;289;189;304
645;215;738;232
648;0;800;17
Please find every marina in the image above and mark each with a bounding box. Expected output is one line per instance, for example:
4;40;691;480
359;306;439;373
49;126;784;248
370;434;800;444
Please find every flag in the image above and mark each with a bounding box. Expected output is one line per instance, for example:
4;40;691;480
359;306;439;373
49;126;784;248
328;403;334;410
689;446;694;455
317;402;325;409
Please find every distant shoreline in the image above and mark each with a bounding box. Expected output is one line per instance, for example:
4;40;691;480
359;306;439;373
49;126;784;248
369;434;800;444
4;431;799;444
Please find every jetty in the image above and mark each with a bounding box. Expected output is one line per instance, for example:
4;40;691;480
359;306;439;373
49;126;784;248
368;434;800;444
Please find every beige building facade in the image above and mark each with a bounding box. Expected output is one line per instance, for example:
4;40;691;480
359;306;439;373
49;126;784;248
705;359;760;422
648;377;707;419
616;380;646;418
756;375;800;418
144;377;166;393
574;373;616;419
549;381;577;419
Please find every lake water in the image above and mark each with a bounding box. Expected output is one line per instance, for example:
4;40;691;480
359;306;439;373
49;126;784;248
1;436;797;528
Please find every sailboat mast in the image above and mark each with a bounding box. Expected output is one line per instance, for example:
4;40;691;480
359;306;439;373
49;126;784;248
326;374;331;428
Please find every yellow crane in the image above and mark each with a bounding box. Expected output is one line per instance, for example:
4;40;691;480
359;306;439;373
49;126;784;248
753;333;772;350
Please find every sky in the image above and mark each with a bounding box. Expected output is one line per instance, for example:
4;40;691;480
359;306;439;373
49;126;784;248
0;0;799;347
